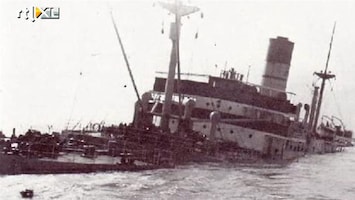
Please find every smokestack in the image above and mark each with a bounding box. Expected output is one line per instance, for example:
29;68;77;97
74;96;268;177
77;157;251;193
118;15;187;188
261;36;294;98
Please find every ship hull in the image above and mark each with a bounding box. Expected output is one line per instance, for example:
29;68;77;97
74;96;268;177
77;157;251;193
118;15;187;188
308;138;345;154
0;153;158;175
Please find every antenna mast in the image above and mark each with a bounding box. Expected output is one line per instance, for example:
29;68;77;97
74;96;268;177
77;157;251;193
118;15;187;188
312;22;337;132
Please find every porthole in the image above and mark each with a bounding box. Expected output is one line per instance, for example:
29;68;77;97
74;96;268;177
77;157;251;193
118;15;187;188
171;120;175;124
230;130;234;134
206;102;210;106
249;134;253;138
203;124;207;129
228;106;232;111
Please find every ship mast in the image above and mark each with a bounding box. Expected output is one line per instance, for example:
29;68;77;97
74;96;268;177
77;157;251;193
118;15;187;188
159;0;199;131
312;23;336;132
111;13;141;103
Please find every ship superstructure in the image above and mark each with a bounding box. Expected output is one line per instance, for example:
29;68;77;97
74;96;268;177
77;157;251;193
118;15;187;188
132;2;352;161
138;36;308;161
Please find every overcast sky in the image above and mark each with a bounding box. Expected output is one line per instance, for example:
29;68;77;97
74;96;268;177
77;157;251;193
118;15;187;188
1;0;355;135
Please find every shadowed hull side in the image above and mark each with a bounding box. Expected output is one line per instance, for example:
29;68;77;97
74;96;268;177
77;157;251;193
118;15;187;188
0;153;159;175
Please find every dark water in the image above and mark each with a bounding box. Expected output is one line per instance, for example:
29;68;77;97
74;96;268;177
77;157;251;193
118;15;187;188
1;148;355;200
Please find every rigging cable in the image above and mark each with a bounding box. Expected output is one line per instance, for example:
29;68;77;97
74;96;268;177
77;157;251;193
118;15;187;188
328;79;344;121
66;70;83;129
187;12;202;80
174;2;183;124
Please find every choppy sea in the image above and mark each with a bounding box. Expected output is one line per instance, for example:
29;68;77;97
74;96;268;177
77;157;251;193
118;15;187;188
1;147;355;200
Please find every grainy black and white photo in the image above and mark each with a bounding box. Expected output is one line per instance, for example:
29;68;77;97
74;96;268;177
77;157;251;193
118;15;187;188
1;0;355;199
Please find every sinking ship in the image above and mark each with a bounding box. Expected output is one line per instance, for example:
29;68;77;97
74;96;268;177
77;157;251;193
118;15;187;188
147;36;307;161
0;1;352;175
145;35;352;161
132;2;352;161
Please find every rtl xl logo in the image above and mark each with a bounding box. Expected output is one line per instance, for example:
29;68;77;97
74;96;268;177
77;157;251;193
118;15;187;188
18;7;60;22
